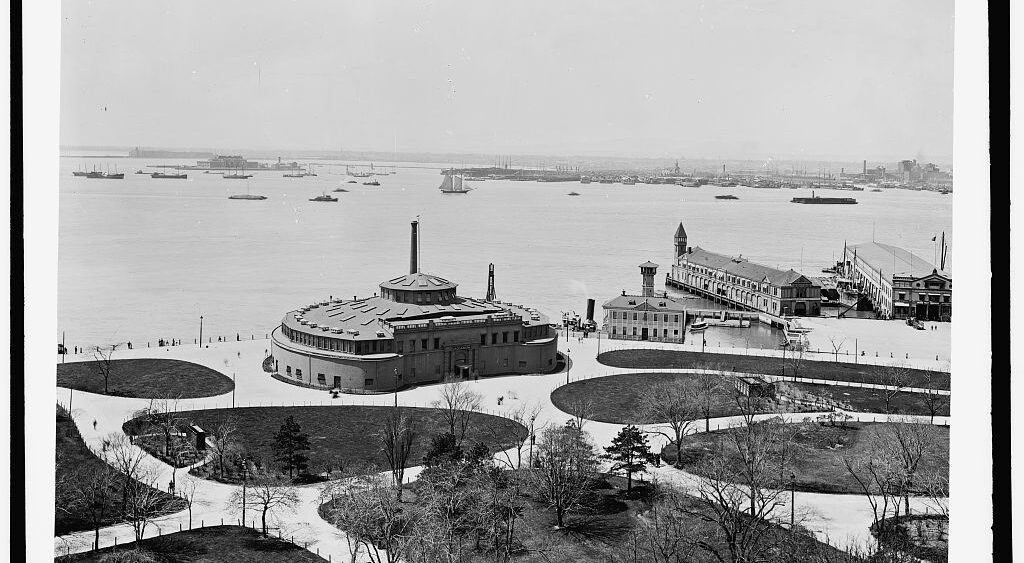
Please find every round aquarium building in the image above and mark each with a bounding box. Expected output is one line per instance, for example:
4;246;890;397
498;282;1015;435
270;220;559;391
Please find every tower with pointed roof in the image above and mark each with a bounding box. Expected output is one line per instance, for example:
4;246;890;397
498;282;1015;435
639;262;659;297
674;222;688;259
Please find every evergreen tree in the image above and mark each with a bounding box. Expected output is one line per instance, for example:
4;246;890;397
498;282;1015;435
603;425;658;491
273;416;311;478
423;432;463;468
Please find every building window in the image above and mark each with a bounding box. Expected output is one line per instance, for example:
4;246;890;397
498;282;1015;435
492;333;498;344
480;334;487;345
296;368;302;378
286;366;291;375
674;315;679;323
519;361;527;368
898;293;906;301
642;313;647;321
612;326;617;335
364;379;374;386
663;329;668;337
410;339;416;352
502;332;508;343
317;374;326;385
433;337;440;350
422;338;428;350
514;331;519;342
397;341;404;354
674;329;678;335
632;327;637;336
633;313;637;321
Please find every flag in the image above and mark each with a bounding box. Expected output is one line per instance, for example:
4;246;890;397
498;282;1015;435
931;236;936;241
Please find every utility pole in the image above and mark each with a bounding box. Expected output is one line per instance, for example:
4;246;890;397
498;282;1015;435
565;349;571;385
199;315;204;347
61;331;66;363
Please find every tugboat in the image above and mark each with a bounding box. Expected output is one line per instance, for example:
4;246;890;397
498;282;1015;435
310;193;338;202
689;318;708;332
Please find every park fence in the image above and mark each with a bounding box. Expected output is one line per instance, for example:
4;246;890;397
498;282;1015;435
55;516;351;562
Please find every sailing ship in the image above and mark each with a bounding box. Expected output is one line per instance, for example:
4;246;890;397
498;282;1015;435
346;165;374;178
439;170;473;193
224;165;253;179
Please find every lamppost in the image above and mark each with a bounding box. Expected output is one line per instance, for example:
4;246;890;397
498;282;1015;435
566;349;571;385
790;472;796;529
237;454;250;525
199;315;204;347
701;335;707;353
528;414;536;469
232;372;236;408
780;342;789;379
393;369;400;407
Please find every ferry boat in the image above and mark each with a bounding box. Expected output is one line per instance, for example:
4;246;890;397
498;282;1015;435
310;193;338;202
151;172;188;179
791;191;857;204
715;194;739;200
689;319;708;332
439;170;472;194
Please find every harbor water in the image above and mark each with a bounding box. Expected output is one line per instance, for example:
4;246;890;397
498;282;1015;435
58;157;953;350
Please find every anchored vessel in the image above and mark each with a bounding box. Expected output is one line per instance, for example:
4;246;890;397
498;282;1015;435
310;193;338;202
269;220;559;391
791;191;857;204
715;194;739;200
151;172;188;179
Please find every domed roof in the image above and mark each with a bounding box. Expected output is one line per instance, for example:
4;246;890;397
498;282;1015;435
380;272;457;292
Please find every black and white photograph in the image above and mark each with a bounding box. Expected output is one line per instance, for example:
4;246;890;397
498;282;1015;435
19;1;995;562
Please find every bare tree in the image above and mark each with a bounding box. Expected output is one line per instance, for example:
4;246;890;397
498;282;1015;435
106;433;147;514
178;479;198;529
532;420;597;528
921;470;950;518
563;396;595;430
613;483;708;563
122;470;167;541
379;409;418;501
642;380;700;467
143;396;188;463
882;421;936;515
432;378;483;445
690;365;724;432
324;470;405;563
206;419;239;479
92;344;119;394
918;371;947;423
827;336;847;363
67;463;118;550
686;451;785;563
879;363;910;414
228;471;299;537
489;402;542;469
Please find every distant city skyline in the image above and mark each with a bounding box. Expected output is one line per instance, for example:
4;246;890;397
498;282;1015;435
60;0;953;163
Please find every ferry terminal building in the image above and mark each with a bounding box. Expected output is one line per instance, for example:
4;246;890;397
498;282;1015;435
666;222;822;320
270;221;559;391
842;242;951;321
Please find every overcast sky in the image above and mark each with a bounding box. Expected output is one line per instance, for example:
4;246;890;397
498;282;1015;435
60;1;953;162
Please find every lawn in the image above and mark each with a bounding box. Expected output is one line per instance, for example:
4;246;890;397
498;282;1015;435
123;405;527;482
56;525;328;562
57;358;235;399
663;422;949;495
56;406;185;536
597;349;950;390
550;372;947;425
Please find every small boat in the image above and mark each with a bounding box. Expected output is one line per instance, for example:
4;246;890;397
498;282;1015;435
134;169;148;175
689;319;708;332
332;188;349;193
224;172;253;179
151;172;188;179
310;193;338;202
567;191;581;196
346;180;357;184
283;172;305;178
715;194;739;200
871;188;883;192
363;180;381;186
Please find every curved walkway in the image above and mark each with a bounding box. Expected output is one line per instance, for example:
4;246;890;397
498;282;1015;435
55;336;950;559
